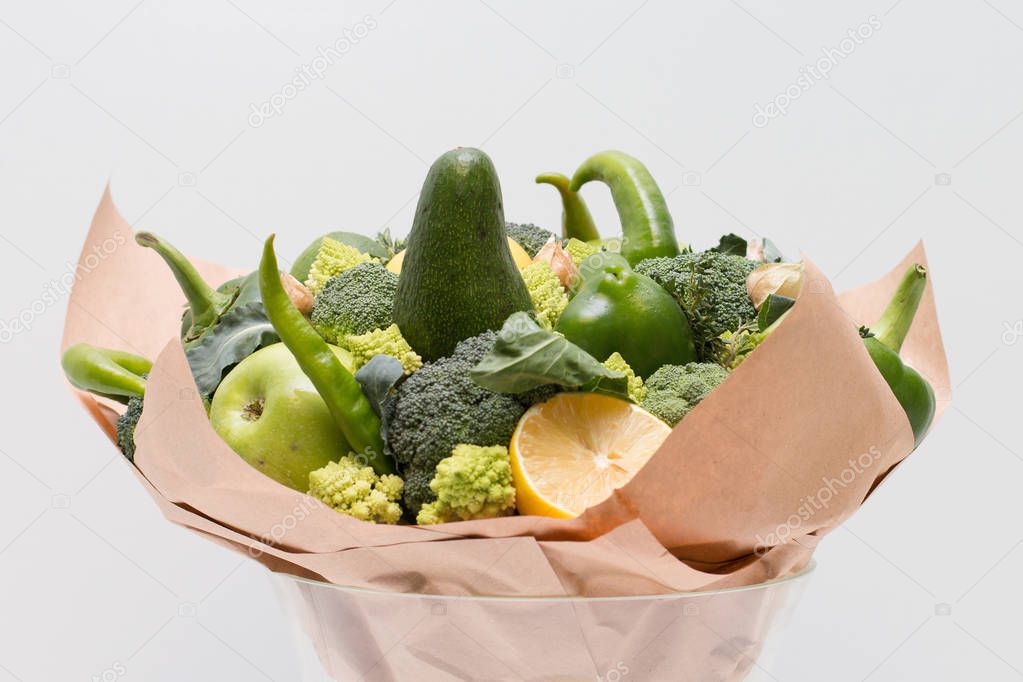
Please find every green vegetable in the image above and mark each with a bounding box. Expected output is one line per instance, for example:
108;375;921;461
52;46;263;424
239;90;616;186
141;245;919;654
393;148;533;361
354;355;405;429
710;233;748;257
570;150;680;266
861;264;935;446
291;231;389;283
310;262;398;344
307;456;404;524
386;331;527;516
564;238;599;266
60;343;148;461
641;362;730;426
505;222;556;258
373;228;406;261
520;260;568;329
416;444;516;524
61;343;150;403
185;302;279;395
116;396;144;462
136;232;276;393
636;251;758;359
135;232;239;344
470;312;629;399
345;324;422;374
603;352;646;403
303;237;375;296
535;172;599;242
259;235;393;475
555;260;696;378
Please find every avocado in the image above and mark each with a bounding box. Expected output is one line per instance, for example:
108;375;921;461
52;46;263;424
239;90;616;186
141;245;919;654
393;148;533;360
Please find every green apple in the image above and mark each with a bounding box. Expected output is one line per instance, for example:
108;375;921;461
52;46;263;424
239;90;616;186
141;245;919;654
210;342;356;491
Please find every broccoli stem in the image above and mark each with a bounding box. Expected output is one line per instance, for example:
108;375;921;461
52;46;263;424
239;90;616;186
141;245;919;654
135;232;235;338
872;264;927;353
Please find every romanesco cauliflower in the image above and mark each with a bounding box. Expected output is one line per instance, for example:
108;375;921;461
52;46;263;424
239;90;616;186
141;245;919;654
305;237;374;295
308;456;404;524
603;352;646;403
416;444;516;524
564;238;599;266
520;260;568;329
345;324;423;374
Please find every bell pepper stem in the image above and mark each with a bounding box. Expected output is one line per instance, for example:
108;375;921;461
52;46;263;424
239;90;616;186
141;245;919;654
135;232;234;334
258;235;393;475
535;172;600;242
873;264;927;353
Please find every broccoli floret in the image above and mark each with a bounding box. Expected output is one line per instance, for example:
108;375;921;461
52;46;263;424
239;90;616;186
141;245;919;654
564;238;599;266
416;444;516;524
116;396;143;462
307;455;404;524
311;262;398;344
635;252;757;358
304;236;375;295
640;362;730;426
505;222;555;258
385;331;527;516
603;352;646;403
520;260;568;329
345;324;423;375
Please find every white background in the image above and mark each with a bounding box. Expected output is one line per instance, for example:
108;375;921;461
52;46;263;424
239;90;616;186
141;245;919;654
1;1;1021;680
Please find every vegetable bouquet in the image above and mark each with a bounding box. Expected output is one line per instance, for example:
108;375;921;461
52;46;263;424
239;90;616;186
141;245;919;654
60;147;948;598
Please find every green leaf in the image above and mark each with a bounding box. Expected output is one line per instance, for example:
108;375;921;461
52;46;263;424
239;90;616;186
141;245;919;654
470;312;629;399
710;233;747;256
757;294;795;330
185;302;280;395
355;355;405;431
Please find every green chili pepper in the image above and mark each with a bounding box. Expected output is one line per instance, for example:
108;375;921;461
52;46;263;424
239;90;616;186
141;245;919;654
135;232;240;344
535;172;600;242
569;150;680;266
258;235;393;475
861;264;936;446
61;343;150;403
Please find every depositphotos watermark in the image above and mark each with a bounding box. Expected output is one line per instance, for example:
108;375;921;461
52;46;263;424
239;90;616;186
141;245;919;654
1002;320;1022;346
754;445;883;554
752;15;881;128
248;15;378;128
0;231;127;344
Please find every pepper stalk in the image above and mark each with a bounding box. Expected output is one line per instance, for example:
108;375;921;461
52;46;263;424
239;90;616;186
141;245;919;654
871;264;927;353
135;232;236;342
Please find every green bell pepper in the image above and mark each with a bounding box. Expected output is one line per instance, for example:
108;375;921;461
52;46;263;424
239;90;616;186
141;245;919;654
555;260;696;378
861;264;936;446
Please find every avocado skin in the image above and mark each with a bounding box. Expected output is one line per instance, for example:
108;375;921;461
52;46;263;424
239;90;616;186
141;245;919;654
393;148;533;360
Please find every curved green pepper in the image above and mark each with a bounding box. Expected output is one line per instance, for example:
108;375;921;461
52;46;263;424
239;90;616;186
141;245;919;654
535;172;600;242
258;235;393;475
861;264;935;446
570;151;680;266
62;343;150;403
555;261;696;378
135;232;244;344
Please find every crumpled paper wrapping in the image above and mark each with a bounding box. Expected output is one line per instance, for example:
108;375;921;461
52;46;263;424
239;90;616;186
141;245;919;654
61;187;949;678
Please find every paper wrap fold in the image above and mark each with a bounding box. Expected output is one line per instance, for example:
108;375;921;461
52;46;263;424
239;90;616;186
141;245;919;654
62;188;949;599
